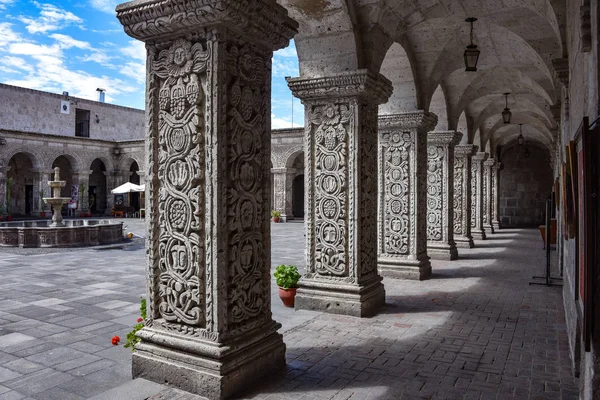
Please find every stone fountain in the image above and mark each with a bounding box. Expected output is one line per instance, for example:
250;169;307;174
0;167;124;248
43;167;72;227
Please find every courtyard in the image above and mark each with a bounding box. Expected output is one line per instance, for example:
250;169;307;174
0;222;577;400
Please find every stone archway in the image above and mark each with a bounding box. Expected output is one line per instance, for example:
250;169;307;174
286;150;304;219
51;156;74;200
129;160;140;211
89;158;107;214
6;152;37;216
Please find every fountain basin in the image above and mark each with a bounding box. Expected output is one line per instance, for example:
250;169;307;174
0;219;124;248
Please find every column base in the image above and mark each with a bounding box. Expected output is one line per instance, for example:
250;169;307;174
132;323;285;400
492;221;501;230
280;214;294;222
454;235;475;248
472;229;487;240
294;275;385;317
484;225;495;235
378;256;432;280
427;241;458;261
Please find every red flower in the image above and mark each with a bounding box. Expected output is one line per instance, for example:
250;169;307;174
111;336;120;346
137;318;143;323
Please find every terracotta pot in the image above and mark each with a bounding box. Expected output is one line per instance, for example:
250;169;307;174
273;217;280;223
40;212;45;218
278;287;297;308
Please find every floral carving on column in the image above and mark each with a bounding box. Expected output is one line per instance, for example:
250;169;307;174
377;111;438;280
287;70;391;317
471;152;489;240
483;158;495;235
426;131;461;261
117;1;297;398
454;144;477;248
491;161;502;230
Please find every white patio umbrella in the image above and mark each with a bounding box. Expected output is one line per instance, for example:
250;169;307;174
111;182;145;194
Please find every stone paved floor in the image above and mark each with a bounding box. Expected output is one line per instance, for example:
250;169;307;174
0;222;577;399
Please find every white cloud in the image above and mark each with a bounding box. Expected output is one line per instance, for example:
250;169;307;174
8;42;61;57
271;114;302;129
49;33;91;49
19;3;83;34
120;40;145;61
0;56;35;74
272;57;299;78
81;51;112;65
0;0;14;10
0;22;21;48
89;0;119;14
119;61;146;84
274;45;297;58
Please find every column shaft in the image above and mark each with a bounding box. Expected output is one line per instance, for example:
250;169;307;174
483;159;495;235
377;111;437;280
426;131;461;260
288;70;391;316
272;168;295;221
471;152;488;240
453;145;478;248
0;167;8;216
117;1;297;398
491;162;502;230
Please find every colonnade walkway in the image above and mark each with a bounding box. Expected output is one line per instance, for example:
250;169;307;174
0;222;577;400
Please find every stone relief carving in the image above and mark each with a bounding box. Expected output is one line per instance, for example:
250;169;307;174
153;38;210;329
426;146;443;241
454;157;464;235
380;131;412;255
471;162;477;228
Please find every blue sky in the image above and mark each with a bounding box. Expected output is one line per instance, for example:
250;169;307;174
0;0;304;128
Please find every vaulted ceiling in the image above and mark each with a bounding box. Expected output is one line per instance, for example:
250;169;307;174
278;0;565;154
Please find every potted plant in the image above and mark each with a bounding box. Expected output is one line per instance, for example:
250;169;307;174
271;210;281;223
274;264;301;307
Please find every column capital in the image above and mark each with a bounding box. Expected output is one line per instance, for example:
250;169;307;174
72;170;93;176
483;158;496;167
271;167;295;174
116;0;298;50
287;70;392;104
30;168;52;175
552;58;569;88
455;144;478;157
378;111;438;132
428;131;462;145
473;152;489;162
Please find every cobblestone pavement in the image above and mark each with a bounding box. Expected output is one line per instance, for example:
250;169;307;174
0;222;577;399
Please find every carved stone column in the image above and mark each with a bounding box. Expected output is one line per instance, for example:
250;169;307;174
287;70;391;316
0;166;9;216
453;145;478;248
72;170;92;216
426;131;461;260
103;171;120;214
117;2;297;398
471;152;488;240
271;167;294;221
378;111;438;280
483;158;495;235
491;161;502;231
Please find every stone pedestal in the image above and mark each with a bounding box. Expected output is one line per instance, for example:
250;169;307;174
117;2;297;399
272;168;295;221
471;152;488;241
483;159;495;235
426;131;461;261
491;161;502;231
287;70;391;316
377;111;438;280
453;145;478;248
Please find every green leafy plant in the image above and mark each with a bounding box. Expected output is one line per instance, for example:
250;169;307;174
123;297;147;351
274;264;301;290
271;210;281;218
39;188;46;210
79;182;86;211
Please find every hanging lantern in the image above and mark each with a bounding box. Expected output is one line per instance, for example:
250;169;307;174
517;124;524;146
502;92;512;124
524;144;531;158
464;18;480;71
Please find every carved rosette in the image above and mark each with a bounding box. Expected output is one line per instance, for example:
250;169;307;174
288;70;391;315
471;152;489;240
454;144;477;246
377;111;437;279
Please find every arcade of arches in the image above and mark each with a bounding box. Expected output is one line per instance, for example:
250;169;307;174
114;0;598;399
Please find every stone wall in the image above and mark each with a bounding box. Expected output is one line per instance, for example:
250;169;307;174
499;145;553;227
0;84;144;141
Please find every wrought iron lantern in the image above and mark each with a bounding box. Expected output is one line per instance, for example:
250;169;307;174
464;17;480;72
502;93;512;124
517;124;524;146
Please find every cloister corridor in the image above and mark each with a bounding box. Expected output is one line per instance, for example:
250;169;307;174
0;221;576;400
